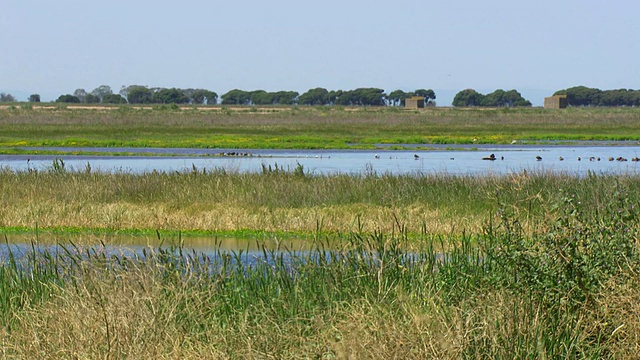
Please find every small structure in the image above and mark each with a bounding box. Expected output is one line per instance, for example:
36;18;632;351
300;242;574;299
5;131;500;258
405;96;425;109
544;95;568;109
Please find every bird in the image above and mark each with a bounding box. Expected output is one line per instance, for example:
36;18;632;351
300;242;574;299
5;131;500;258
500;156;504;160
536;155;542;161
577;156;581;161
559;156;564;161
482;153;496;161
414;154;420;160
609;157;614;161
374;154;380;159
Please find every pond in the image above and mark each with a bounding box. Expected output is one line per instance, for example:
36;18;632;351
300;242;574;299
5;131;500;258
3;144;640;176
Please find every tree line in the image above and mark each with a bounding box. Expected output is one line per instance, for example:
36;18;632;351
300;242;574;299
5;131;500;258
31;85;439;107
553;86;640;107
3;85;640;107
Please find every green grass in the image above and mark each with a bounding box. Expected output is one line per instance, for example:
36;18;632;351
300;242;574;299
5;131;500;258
1;192;639;357
2;166;640;237
1;106;640;151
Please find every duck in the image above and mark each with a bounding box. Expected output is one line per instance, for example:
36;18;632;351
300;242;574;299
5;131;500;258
374;154;380;159
632;157;640;162
536;155;542;161
482;153;496;161
609;157;614;161
559;156;564;161
414;154;420;160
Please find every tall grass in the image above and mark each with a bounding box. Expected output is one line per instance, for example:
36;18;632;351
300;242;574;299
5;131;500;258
1;166;640;237
1;187;639;357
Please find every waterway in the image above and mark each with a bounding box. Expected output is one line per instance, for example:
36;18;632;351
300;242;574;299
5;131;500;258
2;144;640;176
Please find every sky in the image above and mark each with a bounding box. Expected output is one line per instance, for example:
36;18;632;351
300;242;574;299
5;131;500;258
1;0;638;106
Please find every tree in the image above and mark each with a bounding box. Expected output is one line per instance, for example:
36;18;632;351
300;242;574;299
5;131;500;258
388;90;408;106
452;89;530;107
91;85;113;102
73;88;87;103
190;89;218;105
271;91;298;105
29;94;41;102
414;89;436;105
152;88;189;104
221;89;251;105
56;94;81;103
126;86;154;104
0;93;16;102
452;89;483;107
298;88;329;105
102;94;127;104
554;86;602;106
85;94;100;104
249;90;273;105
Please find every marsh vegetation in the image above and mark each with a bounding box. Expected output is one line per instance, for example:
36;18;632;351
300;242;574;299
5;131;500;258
2;107;640;357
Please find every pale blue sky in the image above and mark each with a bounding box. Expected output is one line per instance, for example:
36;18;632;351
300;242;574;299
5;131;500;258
2;0;638;105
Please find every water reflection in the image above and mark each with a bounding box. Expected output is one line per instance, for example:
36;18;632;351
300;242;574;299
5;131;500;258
0;233;313;262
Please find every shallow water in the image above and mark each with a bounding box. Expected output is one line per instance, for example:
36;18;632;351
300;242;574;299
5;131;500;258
2;144;640;176
0;233;313;265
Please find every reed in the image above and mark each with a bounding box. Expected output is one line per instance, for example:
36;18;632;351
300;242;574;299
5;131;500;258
1;189;638;357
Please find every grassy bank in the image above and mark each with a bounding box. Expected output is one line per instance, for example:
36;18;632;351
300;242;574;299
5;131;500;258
1;167;640;238
1;191;639;357
1;106;640;150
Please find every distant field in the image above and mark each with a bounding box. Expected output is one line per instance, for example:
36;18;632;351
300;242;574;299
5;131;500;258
0;105;639;150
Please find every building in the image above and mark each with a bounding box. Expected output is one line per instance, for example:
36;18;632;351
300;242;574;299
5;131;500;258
405;96;425;109
544;95;568;109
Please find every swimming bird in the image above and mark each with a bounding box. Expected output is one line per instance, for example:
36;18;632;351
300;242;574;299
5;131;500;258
559;156;564;161
609;157;614;161
374;154;380;159
482;153;496;161
501;156;504;160
414;154;420;160
536;155;542;161
632;157;640;162
577;156;581;161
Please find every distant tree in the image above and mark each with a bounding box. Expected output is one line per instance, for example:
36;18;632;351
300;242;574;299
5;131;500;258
248;90;272;105
28;94;41;102
126;86;154;104
452;89;483;107
190;89;218;105
554;86;640;107
326;90;343;105
73;88;87;103
271;91;298;105
554;86;602;106
414;89;436;105
56;94;81;103
152;88;189;104
454;89;530;107
298;88;329;105
388;90;408;106
85;94;100;104
221;89;251;105
102;94;127;104
0;93;16;102
90;85;113;102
